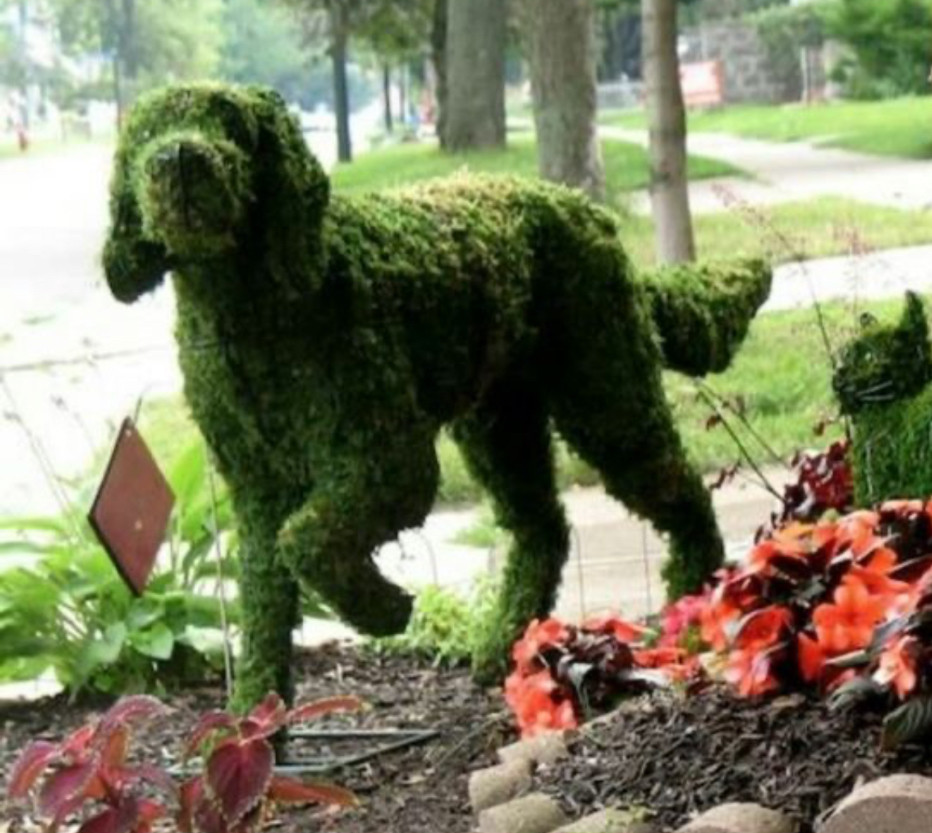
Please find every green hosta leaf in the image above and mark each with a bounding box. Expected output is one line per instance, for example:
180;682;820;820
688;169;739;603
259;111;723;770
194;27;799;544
180;625;228;658
882;695;932;750
0;516;70;534
130;623;175;661
127;599;167;630
83;623;128;669
169;443;208;512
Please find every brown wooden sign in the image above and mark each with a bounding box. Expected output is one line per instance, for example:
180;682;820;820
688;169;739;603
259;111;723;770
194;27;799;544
88;418;174;595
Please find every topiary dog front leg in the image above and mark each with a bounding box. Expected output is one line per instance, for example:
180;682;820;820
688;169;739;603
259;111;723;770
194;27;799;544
277;493;415;638
233;509;302;714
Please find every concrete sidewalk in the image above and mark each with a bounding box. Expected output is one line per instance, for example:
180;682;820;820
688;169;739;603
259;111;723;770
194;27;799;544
605;125;932;215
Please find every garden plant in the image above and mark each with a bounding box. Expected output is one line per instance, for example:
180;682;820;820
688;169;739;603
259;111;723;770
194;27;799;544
7;692;359;832
0;441;239;697
101;82;771;706
505;438;932;749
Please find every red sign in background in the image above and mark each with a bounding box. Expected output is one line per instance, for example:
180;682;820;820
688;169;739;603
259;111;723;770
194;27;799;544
88;418;175;596
680;60;725;108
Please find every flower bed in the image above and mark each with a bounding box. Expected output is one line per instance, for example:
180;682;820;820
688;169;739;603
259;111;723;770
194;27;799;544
507;481;932;748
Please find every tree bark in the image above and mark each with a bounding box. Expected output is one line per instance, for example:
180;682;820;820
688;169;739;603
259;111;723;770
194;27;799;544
444;0;506;151
431;0;449;146
642;0;695;263
522;0;605;201
330;3;352;163
382;64;393;133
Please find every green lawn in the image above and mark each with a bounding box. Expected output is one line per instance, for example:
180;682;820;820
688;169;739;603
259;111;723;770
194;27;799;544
604;96;932;159
620;197;932;268
331;136;740;212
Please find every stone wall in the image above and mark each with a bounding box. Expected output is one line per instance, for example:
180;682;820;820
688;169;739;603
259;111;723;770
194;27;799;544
683;21;786;105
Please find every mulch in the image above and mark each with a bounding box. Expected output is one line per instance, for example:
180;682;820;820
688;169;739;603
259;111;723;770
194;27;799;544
0;643;514;833
7;647;932;833
536;687;932;833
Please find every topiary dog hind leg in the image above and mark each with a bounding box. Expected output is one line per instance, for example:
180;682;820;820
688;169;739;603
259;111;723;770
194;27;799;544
551;264;725;601
452;381;570;683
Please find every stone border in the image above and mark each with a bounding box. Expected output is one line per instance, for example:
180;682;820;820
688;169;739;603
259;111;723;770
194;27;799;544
466;717;932;832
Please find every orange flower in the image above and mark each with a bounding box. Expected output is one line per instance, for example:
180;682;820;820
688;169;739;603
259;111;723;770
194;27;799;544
845;564;912;616
725;647;780;698
874;636;920;700
797;632;826;684
582;614;647;643
504;670;577;738
512;619;569;673
633;647;685;668
812;577;888;653
749;525;812;573
732;606;792;652
701;597;740;652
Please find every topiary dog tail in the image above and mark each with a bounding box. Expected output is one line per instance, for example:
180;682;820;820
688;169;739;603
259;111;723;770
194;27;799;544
640;258;772;377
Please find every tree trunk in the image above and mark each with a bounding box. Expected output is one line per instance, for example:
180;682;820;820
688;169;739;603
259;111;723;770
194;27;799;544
382;64;393;133
399;64;407;126
522;0;605;201
444;0;506;151
642;0;695;263
431;0;449;146
119;0;138;106
330;3;352;163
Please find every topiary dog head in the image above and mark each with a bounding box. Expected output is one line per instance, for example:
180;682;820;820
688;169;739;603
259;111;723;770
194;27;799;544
833;292;932;415
103;83;330;303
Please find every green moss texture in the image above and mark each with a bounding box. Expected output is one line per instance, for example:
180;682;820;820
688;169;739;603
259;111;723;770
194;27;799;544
834;292;932;505
103;83;770;704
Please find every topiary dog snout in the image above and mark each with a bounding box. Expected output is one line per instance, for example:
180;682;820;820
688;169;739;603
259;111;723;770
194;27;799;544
136;133;252;257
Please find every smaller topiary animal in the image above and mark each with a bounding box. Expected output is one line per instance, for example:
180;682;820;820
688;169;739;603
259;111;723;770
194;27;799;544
833;292;932;505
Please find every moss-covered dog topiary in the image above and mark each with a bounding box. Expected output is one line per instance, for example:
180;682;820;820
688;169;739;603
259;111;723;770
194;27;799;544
103;83;771;708
834;292;932;505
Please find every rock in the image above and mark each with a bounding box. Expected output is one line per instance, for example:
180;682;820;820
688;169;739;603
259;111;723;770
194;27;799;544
677;803;796;833
821;774;932;833
478;792;569;833
498;731;570;768
469;759;533;813
554;807;657;833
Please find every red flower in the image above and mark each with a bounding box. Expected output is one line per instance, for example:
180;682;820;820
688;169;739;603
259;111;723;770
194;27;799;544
582;614;647;643
874;635;920;700
504;670;577;737
659;593;709;648
633;647;699;683
797;632;825;683
732;606;793;652
725;647;780;698
512;619;570;673
812;577;889;654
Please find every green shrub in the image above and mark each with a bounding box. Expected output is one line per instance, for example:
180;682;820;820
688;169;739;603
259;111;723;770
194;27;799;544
373;578;500;667
0;442;240;697
828;0;932;98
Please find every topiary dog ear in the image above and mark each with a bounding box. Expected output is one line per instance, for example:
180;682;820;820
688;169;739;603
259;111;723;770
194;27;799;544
247;87;331;297
103;145;171;304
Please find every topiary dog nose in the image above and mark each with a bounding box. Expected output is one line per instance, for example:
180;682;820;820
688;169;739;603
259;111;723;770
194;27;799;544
136;133;250;257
